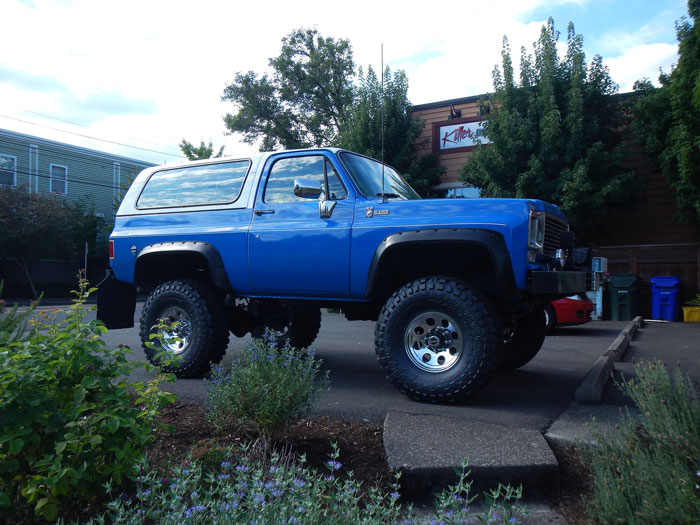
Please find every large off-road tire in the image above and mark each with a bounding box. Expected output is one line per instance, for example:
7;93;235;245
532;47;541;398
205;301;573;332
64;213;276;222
252;307;322;349
375;276;502;404
544;304;557;335
499;306;547;371
139;279;229;378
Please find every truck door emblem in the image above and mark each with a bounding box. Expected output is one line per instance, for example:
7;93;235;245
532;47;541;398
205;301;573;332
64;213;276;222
366;207;388;218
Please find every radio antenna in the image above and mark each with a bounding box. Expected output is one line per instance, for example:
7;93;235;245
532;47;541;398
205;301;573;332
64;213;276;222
381;43;386;203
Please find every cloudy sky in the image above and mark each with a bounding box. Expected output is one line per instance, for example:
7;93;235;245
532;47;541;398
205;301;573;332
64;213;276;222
0;0;688;164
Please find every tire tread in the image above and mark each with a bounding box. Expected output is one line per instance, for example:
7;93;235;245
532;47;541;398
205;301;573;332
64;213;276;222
139;279;229;378
375;276;501;403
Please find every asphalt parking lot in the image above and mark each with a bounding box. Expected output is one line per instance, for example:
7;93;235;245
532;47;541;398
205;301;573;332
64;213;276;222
99;305;629;432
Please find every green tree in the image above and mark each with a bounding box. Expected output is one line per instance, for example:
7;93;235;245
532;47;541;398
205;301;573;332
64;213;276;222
633;0;700;223
335;66;443;195
0;188;106;298
64;196;109;260
179;139;225;160
404;153;446;197
0;187;73;297
222;28;355;150
336;66;420;171
460;19;641;236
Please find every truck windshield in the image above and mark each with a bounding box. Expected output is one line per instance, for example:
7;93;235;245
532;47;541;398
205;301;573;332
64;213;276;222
338;152;420;200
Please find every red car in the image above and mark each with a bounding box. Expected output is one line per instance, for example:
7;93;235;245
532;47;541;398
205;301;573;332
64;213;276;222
545;295;594;333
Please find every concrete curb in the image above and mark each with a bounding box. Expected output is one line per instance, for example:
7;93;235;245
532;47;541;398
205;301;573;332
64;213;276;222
574;316;644;402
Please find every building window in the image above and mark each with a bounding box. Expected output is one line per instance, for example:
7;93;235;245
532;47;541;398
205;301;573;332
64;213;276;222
0;154;17;186
50;163;68;194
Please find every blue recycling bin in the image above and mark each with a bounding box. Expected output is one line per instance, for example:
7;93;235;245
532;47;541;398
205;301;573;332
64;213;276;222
650;276;680;321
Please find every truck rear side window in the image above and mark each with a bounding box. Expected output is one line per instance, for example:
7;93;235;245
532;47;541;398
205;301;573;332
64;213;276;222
137;160;250;209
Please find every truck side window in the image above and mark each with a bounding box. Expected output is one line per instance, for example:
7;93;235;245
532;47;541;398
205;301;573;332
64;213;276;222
137;160;250;209
264;156;347;203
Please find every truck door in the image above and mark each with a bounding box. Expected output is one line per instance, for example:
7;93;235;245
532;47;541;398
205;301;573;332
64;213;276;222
249;153;354;296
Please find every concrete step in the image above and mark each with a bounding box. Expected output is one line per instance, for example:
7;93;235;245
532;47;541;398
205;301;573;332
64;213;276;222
383;412;559;503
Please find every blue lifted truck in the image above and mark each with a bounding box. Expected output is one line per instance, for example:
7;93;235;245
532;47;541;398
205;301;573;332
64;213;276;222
98;148;587;403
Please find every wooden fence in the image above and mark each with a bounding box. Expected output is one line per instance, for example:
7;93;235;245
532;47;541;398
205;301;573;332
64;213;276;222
597;243;700;318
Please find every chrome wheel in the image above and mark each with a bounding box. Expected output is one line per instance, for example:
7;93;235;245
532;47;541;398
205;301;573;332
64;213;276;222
159;306;191;354
404;311;462;373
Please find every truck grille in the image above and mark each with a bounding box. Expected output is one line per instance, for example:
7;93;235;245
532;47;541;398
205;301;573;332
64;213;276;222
543;215;568;256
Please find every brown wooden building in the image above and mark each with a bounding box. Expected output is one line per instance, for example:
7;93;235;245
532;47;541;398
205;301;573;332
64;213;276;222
412;96;700;316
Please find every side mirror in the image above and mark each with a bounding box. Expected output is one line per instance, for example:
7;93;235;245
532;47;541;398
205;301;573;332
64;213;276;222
293;178;323;198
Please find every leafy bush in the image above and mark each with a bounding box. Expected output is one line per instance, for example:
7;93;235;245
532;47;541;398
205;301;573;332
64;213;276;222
0;280;39;343
586;361;700;523
0;280;175;522
684;293;700;306
205;334;330;438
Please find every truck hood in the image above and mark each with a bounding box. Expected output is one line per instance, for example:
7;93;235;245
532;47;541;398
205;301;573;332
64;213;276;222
364;197;567;225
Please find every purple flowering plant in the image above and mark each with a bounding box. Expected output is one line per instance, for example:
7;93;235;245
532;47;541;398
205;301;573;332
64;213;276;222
204;331;329;438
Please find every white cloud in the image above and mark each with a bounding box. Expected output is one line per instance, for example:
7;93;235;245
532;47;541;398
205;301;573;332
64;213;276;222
604;43;677;91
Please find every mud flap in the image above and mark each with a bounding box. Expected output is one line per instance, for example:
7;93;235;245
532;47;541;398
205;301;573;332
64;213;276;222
96;273;136;329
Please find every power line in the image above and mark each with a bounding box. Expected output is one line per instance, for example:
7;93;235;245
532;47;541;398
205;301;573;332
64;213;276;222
0;114;184;158
23;110;184;154
0;135;151;191
0;135;156;171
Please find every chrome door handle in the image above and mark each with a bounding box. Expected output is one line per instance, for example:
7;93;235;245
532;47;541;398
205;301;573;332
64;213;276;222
254;209;275;216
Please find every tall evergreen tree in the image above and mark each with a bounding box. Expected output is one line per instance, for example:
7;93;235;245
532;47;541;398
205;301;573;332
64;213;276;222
633;0;700;224
460;19;641;236
335;66;443;194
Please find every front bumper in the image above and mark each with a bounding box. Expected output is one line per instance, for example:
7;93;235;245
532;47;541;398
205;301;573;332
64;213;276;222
530;271;587;295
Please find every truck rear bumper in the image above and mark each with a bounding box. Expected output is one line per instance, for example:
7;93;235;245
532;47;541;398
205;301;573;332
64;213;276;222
530;271;586;295
96;272;136;329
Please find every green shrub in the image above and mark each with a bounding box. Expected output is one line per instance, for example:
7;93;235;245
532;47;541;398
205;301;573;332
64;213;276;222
0;280;40;343
685;293;700;306
205;334;330;438
586;361;700;524
0;280;175;522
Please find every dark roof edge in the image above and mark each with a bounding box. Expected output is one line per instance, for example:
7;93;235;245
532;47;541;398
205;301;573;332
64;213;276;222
0;127;158;167
412;93;491;111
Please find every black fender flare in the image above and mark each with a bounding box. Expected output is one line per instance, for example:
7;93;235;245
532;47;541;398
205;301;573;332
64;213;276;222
135;241;231;291
364;228;517;298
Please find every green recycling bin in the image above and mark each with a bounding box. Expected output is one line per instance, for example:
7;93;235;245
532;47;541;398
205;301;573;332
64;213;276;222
607;274;639;321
